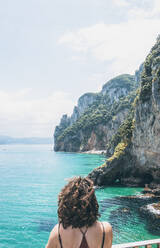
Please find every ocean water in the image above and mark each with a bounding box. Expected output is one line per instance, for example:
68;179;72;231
0;144;159;248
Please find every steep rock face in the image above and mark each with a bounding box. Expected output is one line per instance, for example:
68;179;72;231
54;74;138;152
54;93;99;139
54;114;71;140
54;107;131;152
89;36;160;186
102;74;136;103
131;38;160;184
70;93;98;125
55;109;129;152
135;63;144;84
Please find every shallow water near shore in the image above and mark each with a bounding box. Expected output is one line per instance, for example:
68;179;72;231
0;144;159;248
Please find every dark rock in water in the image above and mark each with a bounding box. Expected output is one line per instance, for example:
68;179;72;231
139;203;160;235
153;189;160;196
117;195;160;235
100;194;160;236
142;186;160;196
149;183;160;190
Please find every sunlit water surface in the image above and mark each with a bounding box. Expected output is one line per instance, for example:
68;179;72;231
0;145;159;248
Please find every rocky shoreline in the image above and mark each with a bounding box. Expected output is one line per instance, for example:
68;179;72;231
99;185;160;237
122;185;160;235
82;150;106;155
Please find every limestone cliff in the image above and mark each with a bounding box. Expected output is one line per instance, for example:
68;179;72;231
54;74;138;152
131;36;160;184
89;36;160;187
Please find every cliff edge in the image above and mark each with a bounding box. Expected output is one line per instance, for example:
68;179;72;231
89;36;160;187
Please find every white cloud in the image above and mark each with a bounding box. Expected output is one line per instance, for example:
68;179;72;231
59;0;160;77
129;0;160;19
59;19;160;76
0;89;75;137
112;0;129;7
153;0;160;15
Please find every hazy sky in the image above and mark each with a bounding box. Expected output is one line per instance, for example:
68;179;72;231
0;0;160;137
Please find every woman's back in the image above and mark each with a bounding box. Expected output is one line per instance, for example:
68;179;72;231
45;177;113;248
46;221;112;248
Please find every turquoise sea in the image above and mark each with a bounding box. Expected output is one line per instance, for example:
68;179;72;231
0;144;159;248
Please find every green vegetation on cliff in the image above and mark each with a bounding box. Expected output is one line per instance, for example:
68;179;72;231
107;142;128;163
139;36;160;101
102;74;137;91
110;36;160;158
54;74;139;152
106;110;135;155
57;91;136;143
106;36;160;161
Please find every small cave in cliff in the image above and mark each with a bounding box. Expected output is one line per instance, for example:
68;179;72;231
114;171;154;187
130;168;154;186
143;173;154;184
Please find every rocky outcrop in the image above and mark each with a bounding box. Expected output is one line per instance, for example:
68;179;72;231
128;36;160;185
70;93;98;125
131;44;160;184
54;74;138;152
135;63;144;84
54;114;71;141
121;193;160;235
101;74;136;103
140;203;160;224
89;36;160;187
88;143;140;186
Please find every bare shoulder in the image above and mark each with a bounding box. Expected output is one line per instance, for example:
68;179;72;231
45;224;59;248
103;221;112;232
101;222;113;248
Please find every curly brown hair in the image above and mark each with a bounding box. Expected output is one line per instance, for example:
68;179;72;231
58;176;100;229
